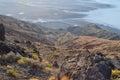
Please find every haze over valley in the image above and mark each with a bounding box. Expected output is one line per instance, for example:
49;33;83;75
0;0;118;29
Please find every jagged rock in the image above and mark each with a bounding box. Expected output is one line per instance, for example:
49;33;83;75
0;41;26;57
25;41;32;47
58;50;113;80
86;61;111;80
111;56;120;70
0;41;11;55
0;23;5;41
14;39;20;43
53;61;59;68
9;44;26;56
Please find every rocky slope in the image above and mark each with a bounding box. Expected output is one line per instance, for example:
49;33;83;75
0;23;5;41
0;15;66;45
0;15;120;80
57;36;120;57
67;23;120;40
58;50;113;80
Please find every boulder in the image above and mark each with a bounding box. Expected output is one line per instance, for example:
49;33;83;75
53;61;59;68
86;61;111;80
0;23;5;41
0;41;11;55
0;41;26;57
58;50;113;80
111;56;120;69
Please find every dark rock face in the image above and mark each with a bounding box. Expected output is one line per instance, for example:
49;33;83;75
0;41;26;56
0;23;5;41
58;50;112;80
111;56;120;70
86;61;111;80
0;41;11;54
0;41;28;65
53;61;59;68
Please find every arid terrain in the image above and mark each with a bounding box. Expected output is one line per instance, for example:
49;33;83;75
0;15;120;80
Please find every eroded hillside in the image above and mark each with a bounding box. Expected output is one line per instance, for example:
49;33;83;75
0;15;120;80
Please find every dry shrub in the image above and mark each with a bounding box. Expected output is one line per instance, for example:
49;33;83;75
49;76;56;80
61;76;69;80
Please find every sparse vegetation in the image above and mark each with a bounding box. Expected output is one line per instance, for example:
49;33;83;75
32;53;39;60
17;57;29;65
43;59;53;68
46;63;53;68
49;76;56;80
0;15;120;80
61;76;69;80
29;77;39;80
112;70;120;79
7;69;20;78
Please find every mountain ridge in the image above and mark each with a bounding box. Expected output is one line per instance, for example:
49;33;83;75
67;23;120;40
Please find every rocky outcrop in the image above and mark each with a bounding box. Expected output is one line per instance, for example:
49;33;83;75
0;41;11;55
0;23;5;41
86;61;112;80
0;41;26;57
111;56;120;70
58;50;113;80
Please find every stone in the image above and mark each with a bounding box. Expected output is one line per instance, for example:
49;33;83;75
86;61;112;80
0;41;26;57
58;50;113;80
0;41;11;55
53;61;59;68
0;23;5;41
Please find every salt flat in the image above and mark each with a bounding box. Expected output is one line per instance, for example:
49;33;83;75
0;0;112;28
